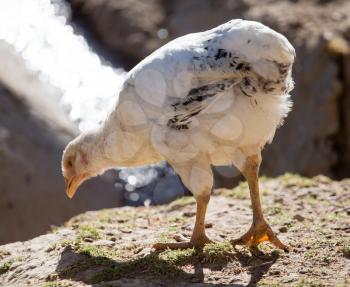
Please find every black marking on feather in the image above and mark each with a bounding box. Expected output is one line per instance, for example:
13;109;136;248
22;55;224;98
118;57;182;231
194;47;253;74
168;79;236;130
253;61;292;94
276;62;290;73
170;124;189;130
239;86;251;97
236;63;244;70
214;48;228;60
235;62;251;71
258;77;276;93
238;76;258;97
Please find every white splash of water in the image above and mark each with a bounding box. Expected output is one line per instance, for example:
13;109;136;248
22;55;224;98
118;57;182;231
0;0;126;131
0;0;181;202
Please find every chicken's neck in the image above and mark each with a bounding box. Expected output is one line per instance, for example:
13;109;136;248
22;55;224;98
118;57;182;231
98;104;162;169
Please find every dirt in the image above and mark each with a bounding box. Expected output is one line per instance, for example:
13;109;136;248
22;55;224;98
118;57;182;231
0;174;349;286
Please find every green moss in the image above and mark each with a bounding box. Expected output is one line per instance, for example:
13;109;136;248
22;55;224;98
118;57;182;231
267;206;284;215
295;278;325;287
279;173;316;188
322;255;331;265
227;178;271;199
42;281;74;287
89;254;184;284
201;242;233;263
46;243;58;252
42;282;67;287
77;225;100;241
265;204;293;227
261;188;270;195
303;193;321;205
160;248;196;265
89;243;234;284
228;181;249;199
97;210;114;224
0;259;13;275
259;175;269;182
339;246;350;258
77;244;120;259
155;230;175;244
0;249;10;259
58;240;235;284
257;280;283;287
168;196;195;209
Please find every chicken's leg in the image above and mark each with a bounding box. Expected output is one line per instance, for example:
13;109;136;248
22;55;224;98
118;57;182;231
231;154;289;252
153;194;213;250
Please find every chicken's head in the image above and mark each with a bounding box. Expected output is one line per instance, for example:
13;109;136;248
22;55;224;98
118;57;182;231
62;131;103;199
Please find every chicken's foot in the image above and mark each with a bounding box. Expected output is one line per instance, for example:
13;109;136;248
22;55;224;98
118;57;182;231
231;154;289;253
153;195;214;250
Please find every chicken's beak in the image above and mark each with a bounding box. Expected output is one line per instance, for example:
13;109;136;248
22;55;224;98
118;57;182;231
65;174;88;199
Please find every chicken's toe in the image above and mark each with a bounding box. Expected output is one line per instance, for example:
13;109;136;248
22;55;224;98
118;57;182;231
153;234;214;251
231;221;289;252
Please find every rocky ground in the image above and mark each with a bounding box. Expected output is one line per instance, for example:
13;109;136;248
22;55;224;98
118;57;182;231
1;174;349;287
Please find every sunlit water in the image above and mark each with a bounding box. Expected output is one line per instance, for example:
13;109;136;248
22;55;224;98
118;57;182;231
0;0;126;131
0;0;184;204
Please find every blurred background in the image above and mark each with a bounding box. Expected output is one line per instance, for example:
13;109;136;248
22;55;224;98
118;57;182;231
1;0;350;244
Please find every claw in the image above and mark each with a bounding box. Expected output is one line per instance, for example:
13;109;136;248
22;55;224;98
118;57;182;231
231;221;289;252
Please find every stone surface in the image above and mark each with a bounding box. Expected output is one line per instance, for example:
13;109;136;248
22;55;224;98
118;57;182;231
69;0;167;68
0;175;349;286
0;42;123;244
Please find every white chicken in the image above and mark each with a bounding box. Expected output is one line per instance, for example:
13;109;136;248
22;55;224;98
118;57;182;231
62;19;295;251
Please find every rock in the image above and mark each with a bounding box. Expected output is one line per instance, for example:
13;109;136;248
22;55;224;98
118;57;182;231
1;176;350;286
279;226;288;233
205;222;213;228
69;0;167;69
182;211;195;217
0;42;123;244
293;214;305;222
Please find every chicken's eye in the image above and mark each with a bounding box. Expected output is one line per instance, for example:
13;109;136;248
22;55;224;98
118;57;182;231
67;160;73;168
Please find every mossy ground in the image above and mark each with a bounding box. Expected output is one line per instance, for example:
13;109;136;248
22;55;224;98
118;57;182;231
0;260;13;275
1;174;349;286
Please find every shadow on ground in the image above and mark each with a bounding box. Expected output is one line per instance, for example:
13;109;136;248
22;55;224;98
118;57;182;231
55;245;279;286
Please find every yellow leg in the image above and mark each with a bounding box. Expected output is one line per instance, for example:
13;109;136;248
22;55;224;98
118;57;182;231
153;195;213;250
231;154;289;252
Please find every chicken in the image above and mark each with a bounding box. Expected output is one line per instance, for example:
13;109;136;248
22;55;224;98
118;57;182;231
62;19;295;252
